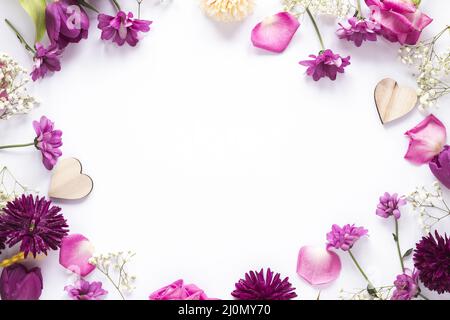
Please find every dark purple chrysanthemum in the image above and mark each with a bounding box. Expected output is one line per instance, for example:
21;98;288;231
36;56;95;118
299;49;351;81
232;268;297;300
0;194;69;258
413;231;450;294
31;43;63;81
0;236;5;254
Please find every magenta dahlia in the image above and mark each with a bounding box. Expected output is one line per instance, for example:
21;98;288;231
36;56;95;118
232;268;297;300
0;194;69;258
413;231;450;294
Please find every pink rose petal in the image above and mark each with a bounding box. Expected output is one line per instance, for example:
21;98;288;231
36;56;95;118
251;12;300;53
297;246;342;285
59;234;96;277
405;114;447;165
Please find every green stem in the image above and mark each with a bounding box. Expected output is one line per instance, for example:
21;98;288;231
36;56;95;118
4;19;35;54
356;0;363;18
348;250;375;288
0;142;35;150
418;293;429;300
77;0;100;13
137;0;143;19
306;7;325;51
394;219;405;272
111;0;121;11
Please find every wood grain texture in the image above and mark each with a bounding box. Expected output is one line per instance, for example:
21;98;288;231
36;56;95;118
49;158;93;200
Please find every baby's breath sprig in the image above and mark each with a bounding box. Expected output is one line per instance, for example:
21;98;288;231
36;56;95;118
283;0;351;19
407;181;450;233
0;166;31;210
89;251;136;300
339;285;394;300
399;26;450;112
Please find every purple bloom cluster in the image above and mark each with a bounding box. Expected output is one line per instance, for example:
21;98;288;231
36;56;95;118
326;224;368;251
33;116;63;170
31;43;63;81
299;49;351;81
65;279;108;300
391;269;420;300
337;17;380;47
376;192;406;219
232;268;297;300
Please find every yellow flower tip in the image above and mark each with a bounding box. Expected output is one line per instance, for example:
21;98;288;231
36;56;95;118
0;252;25;268
201;0;255;22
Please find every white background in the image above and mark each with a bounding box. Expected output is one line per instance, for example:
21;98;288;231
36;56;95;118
0;0;449;300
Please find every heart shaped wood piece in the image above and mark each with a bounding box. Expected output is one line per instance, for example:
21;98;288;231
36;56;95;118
49;158;93;200
374;78;417;125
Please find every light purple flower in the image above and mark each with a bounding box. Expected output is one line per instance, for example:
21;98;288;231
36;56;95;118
31;43;63;81
391;269;420;300
299;49;351;81
326;224;368;251
336;17;380;47
97;11;152;47
46;0;90;49
376;192;406;219
0;264;43;300
33;116;63;170
65;279;108;300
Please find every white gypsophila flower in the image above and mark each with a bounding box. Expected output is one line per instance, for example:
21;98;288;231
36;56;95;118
283;0;351;18
399;27;450;112
201;0;255;22
0;53;38;120
0;166;31;210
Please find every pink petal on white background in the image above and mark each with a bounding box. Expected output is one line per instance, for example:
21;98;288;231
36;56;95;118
251;12;300;53
59;234;96;277
404;114;447;165
297;246;342;285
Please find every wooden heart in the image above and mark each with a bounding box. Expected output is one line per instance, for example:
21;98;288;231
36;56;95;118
374;78;417;124
49;158;93;200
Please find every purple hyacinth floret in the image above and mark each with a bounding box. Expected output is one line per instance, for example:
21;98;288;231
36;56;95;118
0;195;69;258
232;268;297;300
376;192;406;219
326;224;368;251
391;269;420;300
97;11;152;47
31;43;63;81
299;49;351;81
336;17;380;47
414;231;450;294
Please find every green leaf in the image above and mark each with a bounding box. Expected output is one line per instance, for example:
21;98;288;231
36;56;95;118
367;284;378;298
18;0;47;43
403;248;413;259
392;233;398;242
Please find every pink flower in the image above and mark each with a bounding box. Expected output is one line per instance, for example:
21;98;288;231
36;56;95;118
326;224;368;251
376;192;406;219
251;12;300;53
404;114;446;165
391;269;420;300
97;11;152;47
297;246;342;285
336;17;380;47
33;116;63;170
149;279;212;300
299;49;351;81
31;43;63;81
59;234;96;277
65;279;108;300
365;0;432;45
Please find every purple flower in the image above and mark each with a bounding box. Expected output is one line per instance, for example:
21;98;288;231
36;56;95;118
65;279;108;300
391;269;420;300
414;231;450;294
326;224;368;251
336;17;380;47
33;116;63;170
0;194;69;258
31;43;63;81
232;268;297;300
429;145;450;189
0;264;43;300
46;0;90;49
376;192;406;219
97;11;152;47
299;49;351;81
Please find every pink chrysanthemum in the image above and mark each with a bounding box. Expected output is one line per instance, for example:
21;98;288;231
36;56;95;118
336;17;379;47
299;49;351;81
65;279;108;300
376;192;406;219
0;195;69;258
326;224;368;251
33;116;63;170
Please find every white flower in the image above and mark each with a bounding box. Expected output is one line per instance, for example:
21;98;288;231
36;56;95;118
283;0;351;18
201;0;255;22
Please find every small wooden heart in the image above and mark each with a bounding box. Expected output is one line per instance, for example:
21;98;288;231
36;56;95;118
374;78;417;124
49;158;93;200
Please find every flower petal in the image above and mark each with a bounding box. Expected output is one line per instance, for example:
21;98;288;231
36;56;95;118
59;234;96;277
297;246;341;285
405;114;447;165
251;12;300;53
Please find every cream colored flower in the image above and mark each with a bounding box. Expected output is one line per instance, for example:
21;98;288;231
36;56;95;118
201;0;255;22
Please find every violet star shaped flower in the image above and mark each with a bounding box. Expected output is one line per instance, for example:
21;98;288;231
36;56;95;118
299;49;351;81
336;17;380;47
97;11;152;47
31;43;63;81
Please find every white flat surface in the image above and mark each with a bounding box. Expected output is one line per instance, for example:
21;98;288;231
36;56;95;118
0;0;449;300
